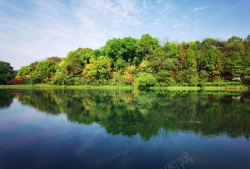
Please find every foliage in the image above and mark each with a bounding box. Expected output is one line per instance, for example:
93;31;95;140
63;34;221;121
0;61;15;84
13;34;250;88
84;56;112;84
135;72;157;88
34;60;58;83
136;34;161;63
122;65;136;85
102;37;137;63
162;42;179;58
17;65;32;76
7;78;22;85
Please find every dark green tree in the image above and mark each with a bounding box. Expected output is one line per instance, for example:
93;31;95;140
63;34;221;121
223;36;245;77
62;48;95;76
136;34;161;64
0;61;15;84
103;37;137;63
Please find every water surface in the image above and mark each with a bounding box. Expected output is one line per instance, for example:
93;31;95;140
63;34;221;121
0;89;249;169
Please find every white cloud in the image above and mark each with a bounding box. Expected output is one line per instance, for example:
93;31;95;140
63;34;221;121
0;0;200;70
182;15;187;19
0;0;144;69
192;6;209;12
0;0;248;69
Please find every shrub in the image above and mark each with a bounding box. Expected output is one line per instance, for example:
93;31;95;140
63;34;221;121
135;72;157;88
7;78;22;85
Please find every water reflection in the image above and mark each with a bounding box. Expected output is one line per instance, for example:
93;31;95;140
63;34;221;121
2;89;250;140
0;89;14;109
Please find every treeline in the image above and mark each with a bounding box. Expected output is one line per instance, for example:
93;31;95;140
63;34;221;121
4;34;250;87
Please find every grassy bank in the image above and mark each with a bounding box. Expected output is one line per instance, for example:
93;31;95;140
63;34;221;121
0;84;134;90
0;84;248;91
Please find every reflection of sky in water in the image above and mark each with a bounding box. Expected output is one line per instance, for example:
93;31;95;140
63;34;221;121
0;95;250;169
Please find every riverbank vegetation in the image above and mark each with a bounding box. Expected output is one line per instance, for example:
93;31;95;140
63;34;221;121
0;84;248;91
1;34;250;88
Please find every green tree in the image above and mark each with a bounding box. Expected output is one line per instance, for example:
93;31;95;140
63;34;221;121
223;36;245;77
34;60;58;83
16;61;39;84
114;57;127;71
155;70;176;85
246;34;250;41
17;61;38;77
103;37;137;63
203;48;223;77
63;48;95;76
0;61;15;84
202;38;217;49
84;56;112;84
177;45;198;84
138;60;153;73
136;34;161;64
17;65;32;77
134;72;157;88
51;58;71;85
162;42;179;58
228;36;243;43
46;56;62;62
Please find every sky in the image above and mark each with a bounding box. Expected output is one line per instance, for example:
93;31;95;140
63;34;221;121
0;0;249;70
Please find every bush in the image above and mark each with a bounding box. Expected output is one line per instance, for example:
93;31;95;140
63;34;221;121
135;72;157;88
7;78;22;85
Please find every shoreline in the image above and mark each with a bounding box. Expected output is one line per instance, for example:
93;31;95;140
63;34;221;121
0;84;248;91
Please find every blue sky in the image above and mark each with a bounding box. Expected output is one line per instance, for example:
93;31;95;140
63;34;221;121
0;0;249;69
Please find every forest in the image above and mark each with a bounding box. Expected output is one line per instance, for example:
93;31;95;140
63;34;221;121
1;34;250;88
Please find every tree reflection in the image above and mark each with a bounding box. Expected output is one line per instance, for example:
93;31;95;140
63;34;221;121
10;89;250;140
0;89;14;109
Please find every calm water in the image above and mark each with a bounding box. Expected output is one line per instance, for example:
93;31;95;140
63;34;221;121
0;89;250;169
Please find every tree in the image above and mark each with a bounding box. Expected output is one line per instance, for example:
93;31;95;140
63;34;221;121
138;60;153;73
46;56;62;62
177;45;198;84
156;70;176;85
242;67;250;84
84;56;112;84
228;36;243;43
7;33;250;86
134;72;157;88
17;61;38;77
162;42;179;58
114;57;127;71
102;37;138;63
16;61;39;84
202;38;217;49
122;65;136;85
0;61;15;84
136;34;161;64
246;34;250;41
111;70;123;84
17;65;32;77
62;48;95;76
34;60;58;83
224;37;245;77
203;48;223;77
199;38;231;80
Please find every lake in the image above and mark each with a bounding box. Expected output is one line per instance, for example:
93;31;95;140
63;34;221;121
0;89;249;169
